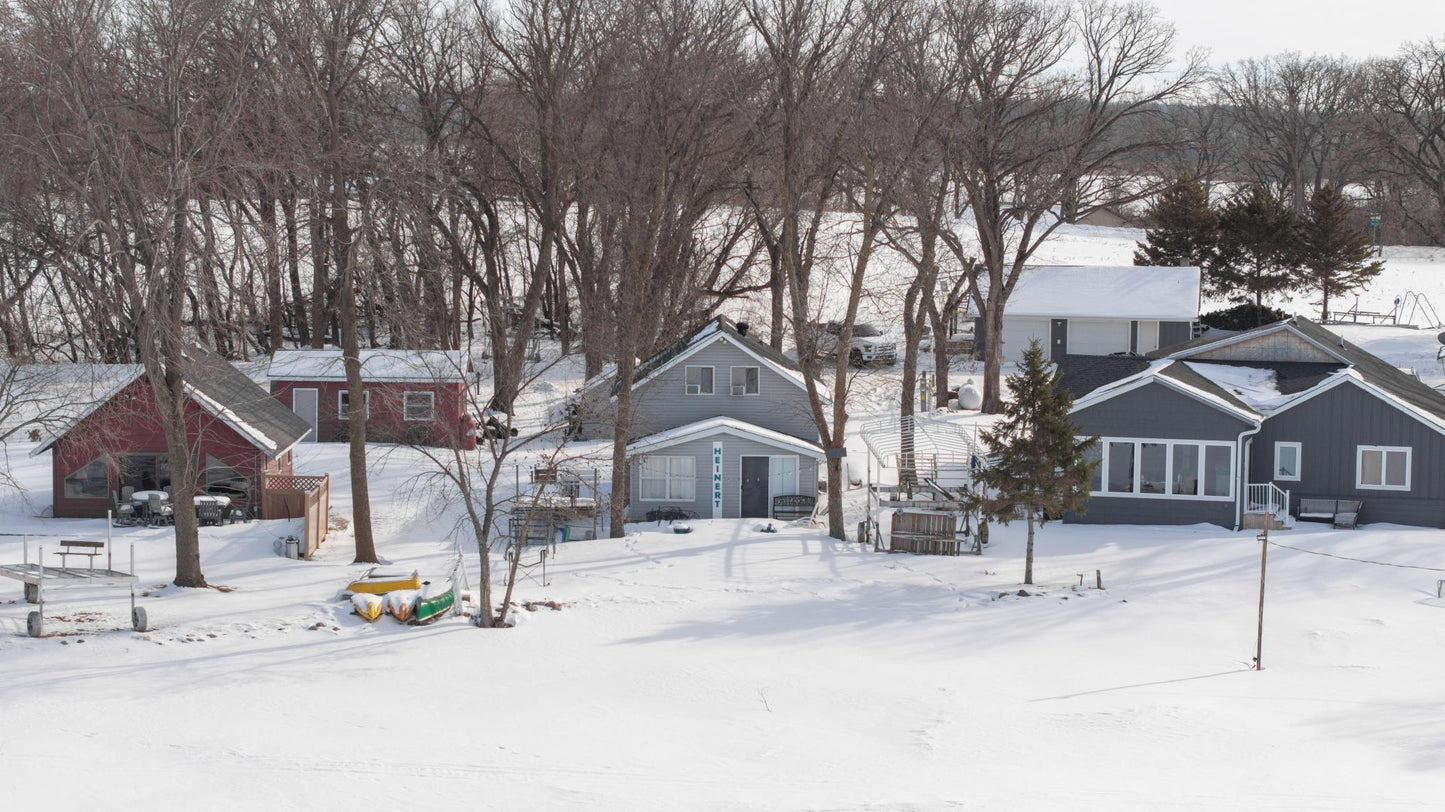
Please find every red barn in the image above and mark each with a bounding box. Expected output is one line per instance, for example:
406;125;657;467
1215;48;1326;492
33;348;313;519
267;349;475;449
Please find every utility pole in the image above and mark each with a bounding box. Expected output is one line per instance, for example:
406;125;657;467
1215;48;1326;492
1254;527;1269;670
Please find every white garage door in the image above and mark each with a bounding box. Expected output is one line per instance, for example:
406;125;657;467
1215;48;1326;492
1068;319;1130;356
1001;317;1050;362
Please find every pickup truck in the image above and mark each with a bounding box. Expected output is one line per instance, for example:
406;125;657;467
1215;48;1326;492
813;321;898;366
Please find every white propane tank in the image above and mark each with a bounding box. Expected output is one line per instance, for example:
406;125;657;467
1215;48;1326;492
957;382;983;411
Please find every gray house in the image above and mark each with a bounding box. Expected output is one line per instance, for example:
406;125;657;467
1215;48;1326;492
573;318;822;521
1058;317;1445;529
976;265;1201;362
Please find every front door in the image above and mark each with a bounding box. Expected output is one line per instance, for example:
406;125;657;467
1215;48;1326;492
1050;319;1068;362
292;388;319;443
740;456;771;518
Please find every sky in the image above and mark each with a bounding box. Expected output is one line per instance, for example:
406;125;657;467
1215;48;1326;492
1152;0;1445;65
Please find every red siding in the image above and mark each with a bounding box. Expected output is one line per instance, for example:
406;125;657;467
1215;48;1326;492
269;379;472;448
50;377;290;519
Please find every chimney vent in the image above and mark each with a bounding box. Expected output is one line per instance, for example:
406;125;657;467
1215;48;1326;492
735;321;749;336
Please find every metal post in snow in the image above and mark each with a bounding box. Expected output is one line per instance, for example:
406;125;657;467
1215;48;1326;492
107;510;113;572
1254;528;1269;671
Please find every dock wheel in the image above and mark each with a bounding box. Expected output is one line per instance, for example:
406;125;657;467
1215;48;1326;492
132;607;148;633
26;611;42;638
23;582;38;604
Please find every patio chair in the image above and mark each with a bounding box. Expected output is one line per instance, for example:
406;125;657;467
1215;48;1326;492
148;493;173;526
196;501;224;527
113;494;138;526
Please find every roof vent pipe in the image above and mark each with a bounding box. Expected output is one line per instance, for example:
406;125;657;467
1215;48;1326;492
736;321;749;336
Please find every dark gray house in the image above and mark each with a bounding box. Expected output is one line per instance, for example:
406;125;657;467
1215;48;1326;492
573;318;822;521
1058;317;1445;529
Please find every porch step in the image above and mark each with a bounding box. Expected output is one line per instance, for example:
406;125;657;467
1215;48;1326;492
1242;511;1292;531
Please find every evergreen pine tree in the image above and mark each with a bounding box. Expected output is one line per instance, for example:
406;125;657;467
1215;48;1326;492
1298;184;1383;322
1212;186;1300;324
1133;177;1218;268
971;340;1098;586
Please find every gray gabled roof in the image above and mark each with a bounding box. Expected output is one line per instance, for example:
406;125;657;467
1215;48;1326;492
604;316;802;397
184;345;312;455
1157;316;1445;426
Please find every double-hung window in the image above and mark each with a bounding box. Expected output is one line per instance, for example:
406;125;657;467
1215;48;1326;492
338;390;370;419
1273;442;1301;481
730;366;760;396
403;391;436;421
685;366;714;395
1356;446;1410;490
638;456;696;501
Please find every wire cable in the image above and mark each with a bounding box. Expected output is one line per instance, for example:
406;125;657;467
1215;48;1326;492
1267;539;1445;572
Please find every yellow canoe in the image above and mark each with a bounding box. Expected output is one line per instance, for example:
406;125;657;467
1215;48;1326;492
351;593;384;622
346;569;421;595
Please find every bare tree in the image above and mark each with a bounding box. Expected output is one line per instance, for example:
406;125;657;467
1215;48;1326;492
947;0;1199;412
1216;52;1369;213
1367;39;1445;245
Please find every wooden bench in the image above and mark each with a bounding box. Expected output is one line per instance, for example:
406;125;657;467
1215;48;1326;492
57;540;104;569
771;495;817;521
1297;498;1363;529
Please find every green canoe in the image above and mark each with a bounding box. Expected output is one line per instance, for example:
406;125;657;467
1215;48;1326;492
412;579;456;625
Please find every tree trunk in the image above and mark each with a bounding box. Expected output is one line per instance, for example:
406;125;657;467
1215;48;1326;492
334;168;377;564
607;354;636;538
927;297;950;406
980;302;1006;413
1024;508;1036;586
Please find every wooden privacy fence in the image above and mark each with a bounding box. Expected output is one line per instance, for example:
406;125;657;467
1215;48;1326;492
259;473;331;559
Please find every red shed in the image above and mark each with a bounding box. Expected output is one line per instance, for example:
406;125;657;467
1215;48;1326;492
33;349;313;520
267;349;475;449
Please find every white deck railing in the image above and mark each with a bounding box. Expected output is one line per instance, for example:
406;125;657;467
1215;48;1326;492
1246;482;1290;518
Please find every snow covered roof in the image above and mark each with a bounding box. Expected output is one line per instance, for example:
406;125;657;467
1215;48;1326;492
626;417;824;458
32;348;311;458
268;349;467;383
1180;362;1295;412
582;317;807;398
1002;265;1201;320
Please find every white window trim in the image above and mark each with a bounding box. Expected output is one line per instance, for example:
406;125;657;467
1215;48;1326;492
730;366;761;396
1355;445;1411;491
337;389;370;419
684;365;715;396
1087;436;1235;501
1273;441;1301;482
403;390;436;422
638;455;697;502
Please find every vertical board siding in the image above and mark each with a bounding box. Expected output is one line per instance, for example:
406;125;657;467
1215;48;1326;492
627;433;819;521
1158;321;1193;351
1253;382;1445;527
1072;381;1254;440
1067;381;1253;528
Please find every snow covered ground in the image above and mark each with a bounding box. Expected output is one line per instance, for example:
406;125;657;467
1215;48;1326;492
4;439;1444;810
6;224;1445;810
